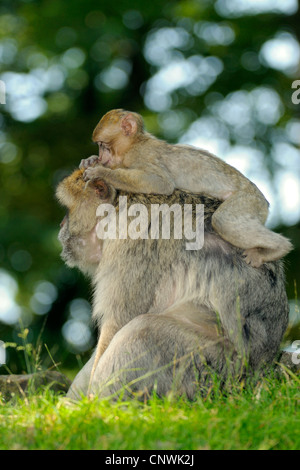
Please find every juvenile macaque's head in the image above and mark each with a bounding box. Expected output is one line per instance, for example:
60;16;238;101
92;109;144;167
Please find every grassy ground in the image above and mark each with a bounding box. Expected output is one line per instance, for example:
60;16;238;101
0;368;299;450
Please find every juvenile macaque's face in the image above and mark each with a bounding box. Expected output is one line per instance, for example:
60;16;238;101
92;111;124;168
97;141;113;166
92;110;140;168
91;118;113;165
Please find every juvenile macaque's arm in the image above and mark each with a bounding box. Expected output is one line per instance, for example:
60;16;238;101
84;165;175;195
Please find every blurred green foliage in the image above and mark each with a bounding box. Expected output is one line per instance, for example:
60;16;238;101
0;0;299;372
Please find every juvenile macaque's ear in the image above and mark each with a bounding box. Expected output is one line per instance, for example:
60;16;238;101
121;113;137;136
92;179;110;199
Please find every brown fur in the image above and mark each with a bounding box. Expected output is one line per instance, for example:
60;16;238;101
56;169;289;400
80;109;293;268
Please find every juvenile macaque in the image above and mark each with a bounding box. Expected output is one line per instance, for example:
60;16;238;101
80;109;292;268
57;169;289;400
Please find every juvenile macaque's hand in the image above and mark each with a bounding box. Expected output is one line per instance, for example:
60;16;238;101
83;165;109;182
79;155;100;170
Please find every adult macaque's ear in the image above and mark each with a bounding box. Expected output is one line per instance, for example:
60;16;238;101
121;113;137;136
92;179;110;199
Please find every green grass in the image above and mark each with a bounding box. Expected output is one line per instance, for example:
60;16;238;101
0;369;299;450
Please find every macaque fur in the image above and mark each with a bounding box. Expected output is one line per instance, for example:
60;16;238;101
56;169;289;400
81;109;292;269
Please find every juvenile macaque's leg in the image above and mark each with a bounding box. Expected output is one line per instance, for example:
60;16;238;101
211;193;292;267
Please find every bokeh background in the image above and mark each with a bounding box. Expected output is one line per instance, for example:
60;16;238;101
0;0;299;376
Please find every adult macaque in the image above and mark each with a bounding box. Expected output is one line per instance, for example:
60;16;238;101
80;109;292;268
56;169;289;400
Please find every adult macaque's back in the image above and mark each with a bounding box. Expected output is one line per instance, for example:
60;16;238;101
81;109;292;268
57;169;289;400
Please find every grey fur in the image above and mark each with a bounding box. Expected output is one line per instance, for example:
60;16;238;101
56;171;289;400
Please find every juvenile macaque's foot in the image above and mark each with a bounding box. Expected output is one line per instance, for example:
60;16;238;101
83;165;107;182
243;248;264;268
79;155;100;170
